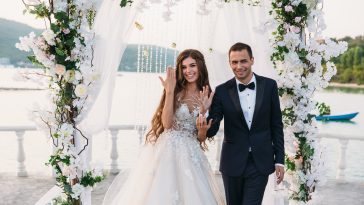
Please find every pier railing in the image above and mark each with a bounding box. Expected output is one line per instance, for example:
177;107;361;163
0;125;363;181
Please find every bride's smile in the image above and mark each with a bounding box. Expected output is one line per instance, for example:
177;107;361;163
182;57;199;83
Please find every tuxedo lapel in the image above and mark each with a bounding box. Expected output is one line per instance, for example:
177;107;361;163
251;74;265;130
227;78;249;130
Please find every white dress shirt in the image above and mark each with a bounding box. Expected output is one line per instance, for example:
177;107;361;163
235;76;256;130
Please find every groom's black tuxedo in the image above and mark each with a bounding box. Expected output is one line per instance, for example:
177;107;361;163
207;74;284;205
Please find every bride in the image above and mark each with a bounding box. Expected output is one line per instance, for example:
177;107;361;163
103;49;226;205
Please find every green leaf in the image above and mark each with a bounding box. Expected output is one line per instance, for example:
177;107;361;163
285;156;296;170
27;56;45;68
54;11;68;22
120;0;133;7
55;47;65;56
63;183;72;194
65;38;75;47
51;23;60;33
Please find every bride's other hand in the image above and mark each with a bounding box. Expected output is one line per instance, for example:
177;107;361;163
159;66;176;94
198;85;215;115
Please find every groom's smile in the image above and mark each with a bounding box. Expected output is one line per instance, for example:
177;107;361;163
229;49;254;84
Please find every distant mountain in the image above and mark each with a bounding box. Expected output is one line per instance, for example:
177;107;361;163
0;18;177;72
0;18;41;66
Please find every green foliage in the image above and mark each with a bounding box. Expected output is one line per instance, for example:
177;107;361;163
28;2;50;19
80;171;105;187
120;0;133;7
316;102;331;116
52;197;74;205
285;155;296;171
282;107;296;125
332;36;364;84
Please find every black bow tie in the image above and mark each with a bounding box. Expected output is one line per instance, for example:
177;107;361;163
238;82;255;92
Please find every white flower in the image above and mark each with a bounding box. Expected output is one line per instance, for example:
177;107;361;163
284;51;304;73
65;70;75;82
42;29;56;46
59;123;74;139
306;52;322;67
277;41;286;47
55;64;66;76
73;99;84;109
283;32;301;49
15;32;36;52
62;165;78;180
75;84;88;98
71;183;85;199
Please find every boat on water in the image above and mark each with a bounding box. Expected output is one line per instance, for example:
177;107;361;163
315;112;359;121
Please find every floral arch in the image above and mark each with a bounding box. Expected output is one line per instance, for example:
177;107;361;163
17;0;347;204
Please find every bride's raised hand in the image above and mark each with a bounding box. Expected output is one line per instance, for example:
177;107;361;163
198;85;215;115
159;66;176;94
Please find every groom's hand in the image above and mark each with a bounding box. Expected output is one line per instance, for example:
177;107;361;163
196;114;212;142
275;165;285;184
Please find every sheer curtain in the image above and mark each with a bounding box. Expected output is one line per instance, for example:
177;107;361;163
80;0;140;134
79;0;141;203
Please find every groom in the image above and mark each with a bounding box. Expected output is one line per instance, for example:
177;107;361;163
204;42;285;205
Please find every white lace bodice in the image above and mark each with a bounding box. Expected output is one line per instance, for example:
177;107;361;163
172;103;200;135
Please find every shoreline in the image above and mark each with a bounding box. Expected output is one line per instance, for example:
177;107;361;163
329;82;364;89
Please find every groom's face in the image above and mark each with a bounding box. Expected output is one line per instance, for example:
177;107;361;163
229;49;254;83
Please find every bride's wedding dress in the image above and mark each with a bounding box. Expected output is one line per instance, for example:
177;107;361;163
103;102;226;205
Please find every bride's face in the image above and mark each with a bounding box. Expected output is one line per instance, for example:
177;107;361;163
182;57;199;84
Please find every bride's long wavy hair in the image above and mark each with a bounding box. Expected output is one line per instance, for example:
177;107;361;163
145;49;212;149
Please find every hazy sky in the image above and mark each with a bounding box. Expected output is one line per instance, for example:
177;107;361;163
0;0;363;38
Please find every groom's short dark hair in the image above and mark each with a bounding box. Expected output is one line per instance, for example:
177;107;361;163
229;42;253;59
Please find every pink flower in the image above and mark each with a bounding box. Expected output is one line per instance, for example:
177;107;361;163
293;141;299;150
63;28;70;35
285;5;293;12
291;26;301;33
283;23;290;30
55;64;66;76
295;17;302;23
